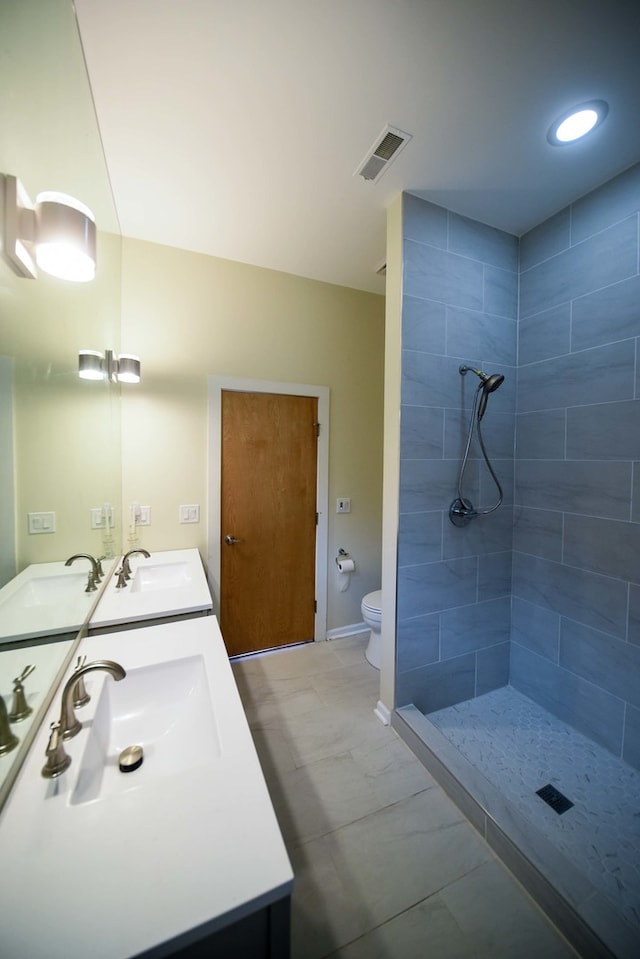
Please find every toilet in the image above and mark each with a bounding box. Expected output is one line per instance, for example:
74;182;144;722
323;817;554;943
361;590;382;669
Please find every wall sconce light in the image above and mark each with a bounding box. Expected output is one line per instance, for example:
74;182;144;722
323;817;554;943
1;173;96;282
79;350;141;384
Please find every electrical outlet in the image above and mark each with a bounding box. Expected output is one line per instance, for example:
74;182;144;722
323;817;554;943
137;506;151;526
336;498;351;513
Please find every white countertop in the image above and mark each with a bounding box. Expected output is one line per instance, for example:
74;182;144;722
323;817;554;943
90;548;213;629
0;616;293;958
0;561;98;645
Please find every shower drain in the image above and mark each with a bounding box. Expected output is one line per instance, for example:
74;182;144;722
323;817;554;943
536;783;574;814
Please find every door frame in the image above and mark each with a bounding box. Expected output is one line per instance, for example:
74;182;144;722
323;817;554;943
207;375;329;642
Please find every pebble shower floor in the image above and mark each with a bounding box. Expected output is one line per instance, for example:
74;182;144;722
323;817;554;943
427;685;640;932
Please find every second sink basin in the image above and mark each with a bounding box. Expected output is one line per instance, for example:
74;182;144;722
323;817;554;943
130;561;191;593
71;654;220;806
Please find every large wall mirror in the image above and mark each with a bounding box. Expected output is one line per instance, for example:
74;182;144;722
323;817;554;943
0;0;122;806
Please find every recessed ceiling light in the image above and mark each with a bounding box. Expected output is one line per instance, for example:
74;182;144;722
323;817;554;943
547;100;608;145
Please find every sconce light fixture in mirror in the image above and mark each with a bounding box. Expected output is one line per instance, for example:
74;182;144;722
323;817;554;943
79;349;141;384
1;173;96;282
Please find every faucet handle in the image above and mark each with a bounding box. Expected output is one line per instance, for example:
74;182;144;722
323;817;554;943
41;721;71;779
14;664;35;685
115;567;128;589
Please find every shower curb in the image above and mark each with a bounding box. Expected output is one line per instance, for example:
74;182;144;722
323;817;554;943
392;704;639;959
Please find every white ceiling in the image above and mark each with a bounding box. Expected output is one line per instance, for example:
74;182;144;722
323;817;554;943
74;0;640;295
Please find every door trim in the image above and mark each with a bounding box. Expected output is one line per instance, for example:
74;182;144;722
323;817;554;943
207;376;329;642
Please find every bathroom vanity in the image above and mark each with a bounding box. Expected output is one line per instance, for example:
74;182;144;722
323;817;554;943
89;548;213;633
0;616;293;958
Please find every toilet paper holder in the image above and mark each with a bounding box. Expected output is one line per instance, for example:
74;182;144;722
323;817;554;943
335;548;355;572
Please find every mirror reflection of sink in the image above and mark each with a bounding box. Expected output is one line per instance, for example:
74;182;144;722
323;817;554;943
12;573;87;608
71;655;220;806
130;562;191;593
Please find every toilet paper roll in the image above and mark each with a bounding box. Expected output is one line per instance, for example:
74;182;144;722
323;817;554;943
337;558;355;574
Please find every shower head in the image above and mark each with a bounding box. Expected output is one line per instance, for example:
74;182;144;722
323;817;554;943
459;366;505;419
483;373;505;393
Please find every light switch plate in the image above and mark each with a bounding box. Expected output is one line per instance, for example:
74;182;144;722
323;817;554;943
28;511;56;534
336;498;351;513
179;504;200;524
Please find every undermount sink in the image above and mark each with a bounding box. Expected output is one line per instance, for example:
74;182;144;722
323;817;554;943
89;548;212;630
0;561;99;644
130;561;191;593
13;572;87;607
71;654;220;806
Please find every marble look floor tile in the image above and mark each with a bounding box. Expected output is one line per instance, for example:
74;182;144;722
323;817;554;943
289;832;368;959
244;725;299;775
242;685;326;727
329;637;371;667
349;737;437;808
267;751;391;844
234;636;577;959
269;701;391;770
324;896;476;959
439;859;579;958
312;672;380;710
315;790;492;931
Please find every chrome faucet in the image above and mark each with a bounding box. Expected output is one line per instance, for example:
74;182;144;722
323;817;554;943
65;553;102;592
43;659;126;779
116;548;151;587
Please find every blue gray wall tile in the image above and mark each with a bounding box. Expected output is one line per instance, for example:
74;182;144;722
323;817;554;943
519;216;638;319
515;459;631;519
571;275;640;352
518;303;571;365
511;597;560;662
518;208;570;273
510;644;625;756
396;194;516;713
566;399;640;461
396;613;440;674
559;618;640;710
448;211;519;270
563;514;640;583
623;704;640;771
396;166;640;766
512;506;563;562
402;296;447;354
570;163;640;244
515;410;565;459
517;341;635;413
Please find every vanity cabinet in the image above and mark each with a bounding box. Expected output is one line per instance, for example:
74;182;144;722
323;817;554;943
0;616;293;959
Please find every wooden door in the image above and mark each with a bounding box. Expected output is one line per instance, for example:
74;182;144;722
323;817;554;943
220;390;318;656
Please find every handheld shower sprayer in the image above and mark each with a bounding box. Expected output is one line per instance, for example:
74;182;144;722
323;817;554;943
449;365;505;526
459;366;505;420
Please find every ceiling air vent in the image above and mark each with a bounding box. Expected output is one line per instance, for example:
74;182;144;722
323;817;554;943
355;125;412;182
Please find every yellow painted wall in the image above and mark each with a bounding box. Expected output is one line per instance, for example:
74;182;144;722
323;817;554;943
120;237;385;631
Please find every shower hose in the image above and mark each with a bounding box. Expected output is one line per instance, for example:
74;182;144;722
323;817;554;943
449;381;503;526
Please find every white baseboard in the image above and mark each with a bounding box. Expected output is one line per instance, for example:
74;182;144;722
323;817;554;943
325;621;368;641
374;700;391;726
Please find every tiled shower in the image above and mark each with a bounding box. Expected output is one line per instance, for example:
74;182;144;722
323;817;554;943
393;162;640;955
